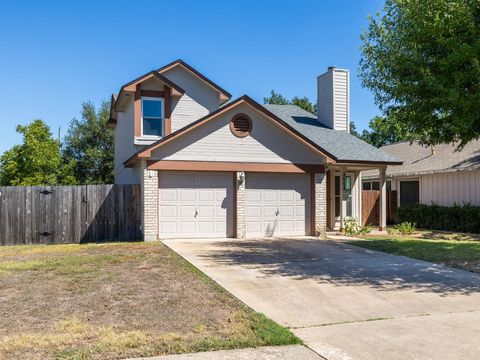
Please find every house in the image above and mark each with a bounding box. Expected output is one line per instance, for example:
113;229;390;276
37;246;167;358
108;60;401;240
362;141;480;208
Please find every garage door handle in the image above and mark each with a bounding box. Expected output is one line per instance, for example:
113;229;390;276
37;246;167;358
194;209;198;218
275;209;279;216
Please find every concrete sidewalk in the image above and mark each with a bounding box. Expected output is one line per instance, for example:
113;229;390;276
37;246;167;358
128;345;321;360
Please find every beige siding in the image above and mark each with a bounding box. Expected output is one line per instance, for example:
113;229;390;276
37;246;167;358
317;68;349;132
420;170;480;206
170;94;210;132
333;70;349;132
114;99;141;184
317;70;334;129
162;65;220;131
150;103;325;164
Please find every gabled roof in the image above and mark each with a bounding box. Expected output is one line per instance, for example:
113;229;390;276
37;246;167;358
124;97;402;167
362;140;480;178
157;59;231;104
263;105;402;165
119;70;185;95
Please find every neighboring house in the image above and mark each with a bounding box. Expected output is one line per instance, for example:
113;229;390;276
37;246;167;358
362;141;480;208
108;60;401;240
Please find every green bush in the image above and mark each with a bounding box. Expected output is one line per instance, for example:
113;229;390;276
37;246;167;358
343;217;372;236
394;221;416;235
397;203;480;233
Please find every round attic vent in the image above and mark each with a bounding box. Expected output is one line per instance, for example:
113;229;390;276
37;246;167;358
230;113;252;137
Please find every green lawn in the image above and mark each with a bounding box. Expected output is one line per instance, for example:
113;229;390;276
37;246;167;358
349;230;480;273
0;242;300;359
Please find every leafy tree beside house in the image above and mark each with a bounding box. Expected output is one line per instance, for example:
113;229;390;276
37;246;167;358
62;101;114;184
360;0;480;149
0;120;76;186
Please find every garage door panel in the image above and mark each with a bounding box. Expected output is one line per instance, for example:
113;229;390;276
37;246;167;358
246;190;261;202
160;189;177;201
161;222;177;234
198;189;214;201
159;172;233;239
246;206;261;218
279;205;294;217
179;205;195;217
160;205;177;217
263;206;278;217
246;173;310;237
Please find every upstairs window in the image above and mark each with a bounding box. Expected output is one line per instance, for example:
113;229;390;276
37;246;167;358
142;98;164;137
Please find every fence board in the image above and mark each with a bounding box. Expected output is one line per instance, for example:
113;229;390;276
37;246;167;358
0;184;141;245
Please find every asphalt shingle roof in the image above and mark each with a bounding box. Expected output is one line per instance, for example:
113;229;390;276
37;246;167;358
362;140;480;178
263;104;401;164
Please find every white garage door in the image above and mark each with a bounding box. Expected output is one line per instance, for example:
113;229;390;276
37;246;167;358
158;172;233;239
245;173;311;238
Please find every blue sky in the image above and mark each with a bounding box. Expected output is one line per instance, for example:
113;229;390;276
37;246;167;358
0;0;384;153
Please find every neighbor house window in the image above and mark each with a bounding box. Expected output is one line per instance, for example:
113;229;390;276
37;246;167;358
142;98;164;137
400;180;419;205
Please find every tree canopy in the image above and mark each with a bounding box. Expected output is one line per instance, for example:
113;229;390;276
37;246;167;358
359;114;413;148
62;101;114;184
0;120;75;186
360;0;480;148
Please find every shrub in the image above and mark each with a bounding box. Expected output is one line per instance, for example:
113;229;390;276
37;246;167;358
397;203;480;233
394;221;416;235
344;217;372;236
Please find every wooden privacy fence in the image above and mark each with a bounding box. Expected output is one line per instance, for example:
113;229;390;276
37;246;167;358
0;185;141;245
362;190;397;226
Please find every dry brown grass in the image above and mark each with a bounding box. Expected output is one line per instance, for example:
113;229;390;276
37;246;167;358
0;242;299;359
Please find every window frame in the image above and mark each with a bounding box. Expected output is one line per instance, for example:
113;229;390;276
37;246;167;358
141;97;165;138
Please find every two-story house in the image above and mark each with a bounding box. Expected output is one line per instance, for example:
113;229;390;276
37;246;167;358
108;60;401;240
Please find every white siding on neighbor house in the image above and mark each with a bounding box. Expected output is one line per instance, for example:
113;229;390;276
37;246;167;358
317;68;349;132
162;65;220;132
420;170;480;206
114;99;141;184
150;103;326;164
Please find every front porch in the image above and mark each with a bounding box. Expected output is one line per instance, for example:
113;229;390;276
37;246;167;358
326;164;388;232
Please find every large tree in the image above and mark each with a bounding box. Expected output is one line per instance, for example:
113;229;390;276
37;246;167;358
62;101;114;184
360;114;413;147
360;0;480;148
0;120;75;185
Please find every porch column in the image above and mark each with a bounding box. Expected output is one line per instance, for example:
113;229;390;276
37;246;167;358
314;172;327;237
339;169;345;232
141;161;159;241
379;167;387;231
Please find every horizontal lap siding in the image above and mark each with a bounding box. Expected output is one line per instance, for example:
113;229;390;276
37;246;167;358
420;170;480;206
151;103;326;165
0;185;141;245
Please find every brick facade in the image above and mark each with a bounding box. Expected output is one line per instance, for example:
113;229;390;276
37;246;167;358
235;171;246;239
314;172;327;237
141;162;159;241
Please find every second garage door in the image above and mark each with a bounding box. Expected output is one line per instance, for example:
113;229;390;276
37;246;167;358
245;173;311;237
158;172;234;239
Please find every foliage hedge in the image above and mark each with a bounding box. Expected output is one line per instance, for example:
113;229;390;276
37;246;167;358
397;203;480;234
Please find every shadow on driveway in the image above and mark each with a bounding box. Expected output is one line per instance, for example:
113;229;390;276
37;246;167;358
196;238;480;296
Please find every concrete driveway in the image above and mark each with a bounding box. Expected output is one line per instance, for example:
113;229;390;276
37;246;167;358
164;238;480;360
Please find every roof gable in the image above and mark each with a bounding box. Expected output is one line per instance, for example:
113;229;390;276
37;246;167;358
158;59;231;104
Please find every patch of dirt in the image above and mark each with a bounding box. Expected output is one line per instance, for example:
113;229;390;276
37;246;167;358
0;242;276;359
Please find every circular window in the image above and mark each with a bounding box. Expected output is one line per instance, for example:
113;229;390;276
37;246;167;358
230;113;252;137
